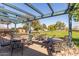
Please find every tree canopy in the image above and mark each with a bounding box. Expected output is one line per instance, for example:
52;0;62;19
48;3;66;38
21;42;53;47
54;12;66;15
48;24;56;31
55;21;65;30
70;3;79;22
48;21;66;31
32;20;42;31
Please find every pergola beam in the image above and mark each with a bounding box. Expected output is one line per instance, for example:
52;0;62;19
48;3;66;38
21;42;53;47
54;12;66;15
0;12;31;24
0;14;21;23
0;7;29;19
0;9;67;24
2;3;36;18
25;3;44;16
66;3;76;13
0;8;21;17
0;14;31;24
65;3;70;13
47;3;54;15
0;14;19;23
35;10;66;20
69;3;76;11
0;14;16;18
0;19;11;24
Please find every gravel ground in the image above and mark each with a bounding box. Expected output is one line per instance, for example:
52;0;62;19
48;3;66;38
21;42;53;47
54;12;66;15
0;35;79;56
0;42;79;56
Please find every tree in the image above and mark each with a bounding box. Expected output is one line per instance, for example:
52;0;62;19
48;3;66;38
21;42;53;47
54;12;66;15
48;24;56;31
23;22;29;32
32;20;42;31
42;24;47;29
11;28;15;31
23;20;42;31
55;21;65;30
42;24;47;31
70;3;79;22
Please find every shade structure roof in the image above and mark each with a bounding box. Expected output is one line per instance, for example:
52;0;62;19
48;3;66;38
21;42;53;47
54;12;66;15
0;3;77;24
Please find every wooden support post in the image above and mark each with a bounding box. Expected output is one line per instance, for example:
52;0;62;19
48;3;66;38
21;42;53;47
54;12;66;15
68;14;72;47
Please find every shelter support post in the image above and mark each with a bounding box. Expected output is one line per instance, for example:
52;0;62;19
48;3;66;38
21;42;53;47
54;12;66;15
14;23;17;34
7;23;9;29
27;18;32;43
28;21;32;43
68;14;72;47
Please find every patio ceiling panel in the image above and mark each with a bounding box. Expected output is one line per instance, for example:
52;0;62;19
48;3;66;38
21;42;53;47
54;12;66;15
11;3;41;17
47;3;54;16
0;12;16;18
0;17;24;24
31;3;51;15
0;7;27;19
35;10;66;20
0;16;14;24
0;7;33;23
0;12;15;21
0;3;76;24
24;3;44;16
0;14;29;24
2;3;36;19
51;3;68;12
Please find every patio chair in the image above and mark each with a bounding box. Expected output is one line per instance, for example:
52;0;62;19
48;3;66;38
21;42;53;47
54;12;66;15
0;36;10;47
10;39;24;56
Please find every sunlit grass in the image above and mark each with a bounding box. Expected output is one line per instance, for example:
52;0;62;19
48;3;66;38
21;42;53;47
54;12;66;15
41;30;79;38
42;30;68;38
39;30;79;47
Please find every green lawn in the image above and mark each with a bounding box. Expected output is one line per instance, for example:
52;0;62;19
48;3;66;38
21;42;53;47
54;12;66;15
41;30;68;38
40;30;79;47
41;30;79;38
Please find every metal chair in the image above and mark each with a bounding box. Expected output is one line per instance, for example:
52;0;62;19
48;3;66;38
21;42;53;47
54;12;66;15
10;40;23;56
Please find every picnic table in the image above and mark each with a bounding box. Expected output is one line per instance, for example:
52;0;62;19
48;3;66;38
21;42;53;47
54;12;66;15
51;38;63;43
51;38;64;51
41;37;65;55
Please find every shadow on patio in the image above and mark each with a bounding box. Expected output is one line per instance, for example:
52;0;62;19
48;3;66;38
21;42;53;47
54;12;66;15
0;37;47;56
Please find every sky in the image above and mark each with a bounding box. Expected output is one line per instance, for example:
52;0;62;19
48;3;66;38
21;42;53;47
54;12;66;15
0;3;79;28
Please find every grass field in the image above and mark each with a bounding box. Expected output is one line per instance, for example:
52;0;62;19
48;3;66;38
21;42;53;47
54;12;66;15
41;30;79;38
40;30;79;47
